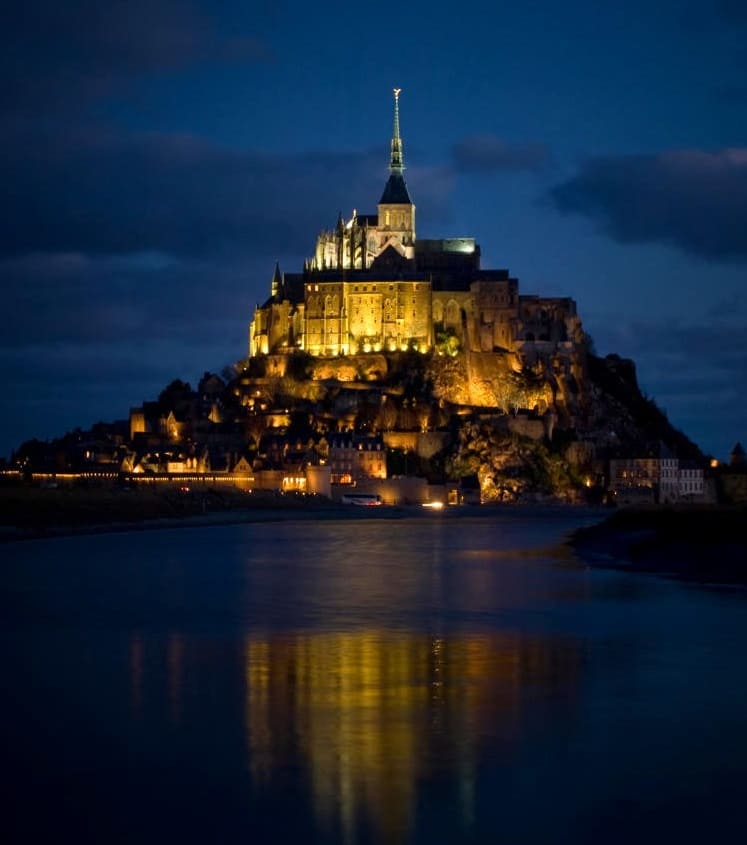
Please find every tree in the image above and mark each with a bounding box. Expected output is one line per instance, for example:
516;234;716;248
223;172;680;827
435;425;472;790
376;398;399;432
246;414;267;447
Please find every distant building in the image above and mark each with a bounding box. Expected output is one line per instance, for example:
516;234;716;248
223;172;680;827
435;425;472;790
609;451;706;504
678;460;705;501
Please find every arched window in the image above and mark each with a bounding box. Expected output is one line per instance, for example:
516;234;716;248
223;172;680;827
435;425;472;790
445;299;460;326
432;300;444;323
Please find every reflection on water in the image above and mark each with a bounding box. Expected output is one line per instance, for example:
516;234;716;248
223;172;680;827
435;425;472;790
243;629;580;843
4;513;747;844
122;625;580;844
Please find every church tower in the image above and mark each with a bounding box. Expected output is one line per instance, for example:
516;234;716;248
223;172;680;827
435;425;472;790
376;88;416;256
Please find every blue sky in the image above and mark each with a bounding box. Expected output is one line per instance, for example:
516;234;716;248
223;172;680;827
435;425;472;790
2;0;746;459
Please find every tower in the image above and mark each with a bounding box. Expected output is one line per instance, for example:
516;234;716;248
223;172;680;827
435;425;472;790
377;88;416;253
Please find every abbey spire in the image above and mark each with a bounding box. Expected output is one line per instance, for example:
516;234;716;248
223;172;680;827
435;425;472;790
389;87;404;174
378;87;415;243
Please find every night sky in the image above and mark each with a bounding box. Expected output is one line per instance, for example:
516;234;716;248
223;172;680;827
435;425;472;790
3;0;746;460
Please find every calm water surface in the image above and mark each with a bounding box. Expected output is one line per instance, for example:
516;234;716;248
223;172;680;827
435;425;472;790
2;510;746;843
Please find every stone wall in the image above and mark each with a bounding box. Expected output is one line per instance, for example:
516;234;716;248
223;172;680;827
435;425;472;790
352;476;428;505
306;465;331;498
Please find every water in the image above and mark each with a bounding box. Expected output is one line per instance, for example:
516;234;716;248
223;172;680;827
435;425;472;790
2;510;746;843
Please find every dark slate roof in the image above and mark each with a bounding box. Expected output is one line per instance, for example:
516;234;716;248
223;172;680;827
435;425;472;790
260;273;306;307
356;214;378;226
370;245;416;274
379;173;412;205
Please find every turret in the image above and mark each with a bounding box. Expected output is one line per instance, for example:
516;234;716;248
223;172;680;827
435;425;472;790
270;261;282;299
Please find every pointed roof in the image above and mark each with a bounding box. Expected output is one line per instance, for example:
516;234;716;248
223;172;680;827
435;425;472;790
379;88;413;205
380;172;412;204
270;261;282;298
370;243;413;274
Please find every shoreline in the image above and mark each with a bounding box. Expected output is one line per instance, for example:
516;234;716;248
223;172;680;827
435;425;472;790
0;503;602;544
0;484;605;544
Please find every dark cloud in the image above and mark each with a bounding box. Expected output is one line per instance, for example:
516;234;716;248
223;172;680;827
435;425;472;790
452;136;548;173
0;253;271;347
2;1;269;114
550;149;747;261
1;122;454;260
1;127;378;258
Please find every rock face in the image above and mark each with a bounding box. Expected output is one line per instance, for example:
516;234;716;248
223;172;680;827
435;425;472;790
446;417;584;503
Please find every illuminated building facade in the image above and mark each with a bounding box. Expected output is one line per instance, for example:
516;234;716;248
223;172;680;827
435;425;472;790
327;435;387;484
249;91;583;361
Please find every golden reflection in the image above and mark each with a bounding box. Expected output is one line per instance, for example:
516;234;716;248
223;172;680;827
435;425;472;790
244;629;579;844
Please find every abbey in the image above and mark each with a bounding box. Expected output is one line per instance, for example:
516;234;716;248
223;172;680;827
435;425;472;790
249;90;582;361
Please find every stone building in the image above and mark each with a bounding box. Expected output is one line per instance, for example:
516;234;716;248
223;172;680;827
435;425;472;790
328;435;387;485
249;90;583;365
